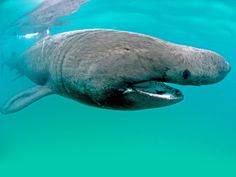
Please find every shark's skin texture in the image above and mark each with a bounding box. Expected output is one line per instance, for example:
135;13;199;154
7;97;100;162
1;29;230;114
7;0;89;36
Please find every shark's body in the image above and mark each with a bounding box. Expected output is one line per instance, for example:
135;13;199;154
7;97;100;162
1;29;230;114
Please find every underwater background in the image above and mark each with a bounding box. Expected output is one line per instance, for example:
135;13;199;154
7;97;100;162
0;0;235;176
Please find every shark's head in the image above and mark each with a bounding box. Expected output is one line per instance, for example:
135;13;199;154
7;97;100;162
110;49;230;110
158;47;231;86
65;31;230;110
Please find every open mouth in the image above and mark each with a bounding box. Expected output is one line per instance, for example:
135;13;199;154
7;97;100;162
125;81;183;99
121;80;184;109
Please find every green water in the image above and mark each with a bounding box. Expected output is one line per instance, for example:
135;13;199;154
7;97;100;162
0;0;235;176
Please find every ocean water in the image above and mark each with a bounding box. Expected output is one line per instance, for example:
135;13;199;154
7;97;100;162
0;0;235;176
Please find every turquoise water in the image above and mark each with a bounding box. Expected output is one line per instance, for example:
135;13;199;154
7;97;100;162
0;0;235;176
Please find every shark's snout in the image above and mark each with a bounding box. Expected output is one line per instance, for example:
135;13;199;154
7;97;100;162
153;45;231;87
177;50;231;86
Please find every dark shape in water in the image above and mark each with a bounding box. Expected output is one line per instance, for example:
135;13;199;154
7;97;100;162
6;0;89;37
0;29;230;114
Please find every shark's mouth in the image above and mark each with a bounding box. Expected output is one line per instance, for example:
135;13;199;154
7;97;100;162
131;81;183;99
120;80;184;109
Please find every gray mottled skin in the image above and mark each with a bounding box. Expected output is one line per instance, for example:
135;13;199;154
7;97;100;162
7;0;89;35
1;29;230;114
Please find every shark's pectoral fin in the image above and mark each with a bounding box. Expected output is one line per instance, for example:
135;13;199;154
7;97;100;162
1;85;54;114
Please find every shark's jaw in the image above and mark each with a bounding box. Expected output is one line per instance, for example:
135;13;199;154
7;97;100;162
129;81;183;100
123;80;184;108
97;80;184;110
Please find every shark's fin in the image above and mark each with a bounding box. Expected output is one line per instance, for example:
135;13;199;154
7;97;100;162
0;85;54;114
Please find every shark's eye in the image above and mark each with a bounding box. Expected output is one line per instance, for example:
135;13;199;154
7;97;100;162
183;69;191;80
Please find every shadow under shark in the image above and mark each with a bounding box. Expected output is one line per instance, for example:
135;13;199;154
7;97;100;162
0;29;231;114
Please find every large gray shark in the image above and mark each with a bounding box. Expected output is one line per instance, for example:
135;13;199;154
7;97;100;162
1;29;230;114
7;0;89;36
